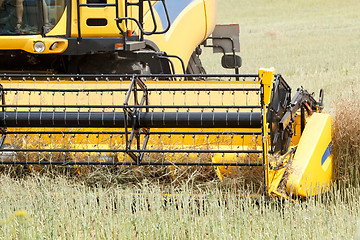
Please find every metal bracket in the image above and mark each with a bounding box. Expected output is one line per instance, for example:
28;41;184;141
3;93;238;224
123;75;150;164
202;24;242;74
158;54;186;75
267;74;292;154
0;84;6;148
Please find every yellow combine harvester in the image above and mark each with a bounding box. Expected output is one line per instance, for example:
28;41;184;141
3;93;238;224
0;0;333;198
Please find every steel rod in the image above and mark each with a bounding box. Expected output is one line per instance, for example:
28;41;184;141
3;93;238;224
0;105;261;109
0;148;263;154
0;73;259;78
0;161;263;166
2;87;260;92
4;131;262;135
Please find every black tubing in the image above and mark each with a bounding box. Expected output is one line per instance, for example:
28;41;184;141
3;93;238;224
0;111;261;128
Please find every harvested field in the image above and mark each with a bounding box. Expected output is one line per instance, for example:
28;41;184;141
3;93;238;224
0;176;359;239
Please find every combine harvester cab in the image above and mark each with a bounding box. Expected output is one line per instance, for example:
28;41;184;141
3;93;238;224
0;0;333;199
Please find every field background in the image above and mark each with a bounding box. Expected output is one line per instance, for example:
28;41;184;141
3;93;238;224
203;0;360;110
1;0;360;239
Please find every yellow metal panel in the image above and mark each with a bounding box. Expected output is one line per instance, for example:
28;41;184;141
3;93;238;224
0;36;67;54
203;0;218;40
70;0;125;38
0;35;41;51
286;113;333;197
259;68;274;195
291;113;303;146
212;145;263;180
258;68;274;105
78;8;119;37
147;0;207;73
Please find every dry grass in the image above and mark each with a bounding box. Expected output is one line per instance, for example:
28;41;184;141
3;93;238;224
0;175;360;239
333;98;360;186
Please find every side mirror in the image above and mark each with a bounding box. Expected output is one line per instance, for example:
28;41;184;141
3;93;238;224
221;55;242;69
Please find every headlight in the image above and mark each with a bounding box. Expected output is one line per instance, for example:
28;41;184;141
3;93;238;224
34;41;46;53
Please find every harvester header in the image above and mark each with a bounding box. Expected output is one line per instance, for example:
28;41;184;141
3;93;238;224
0;70;333;198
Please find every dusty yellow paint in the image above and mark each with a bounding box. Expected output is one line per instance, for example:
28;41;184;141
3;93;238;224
258;68;274;105
0;36;68;54
286;113;333;197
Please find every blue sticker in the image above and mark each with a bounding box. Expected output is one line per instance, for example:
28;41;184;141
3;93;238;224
321;142;332;166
